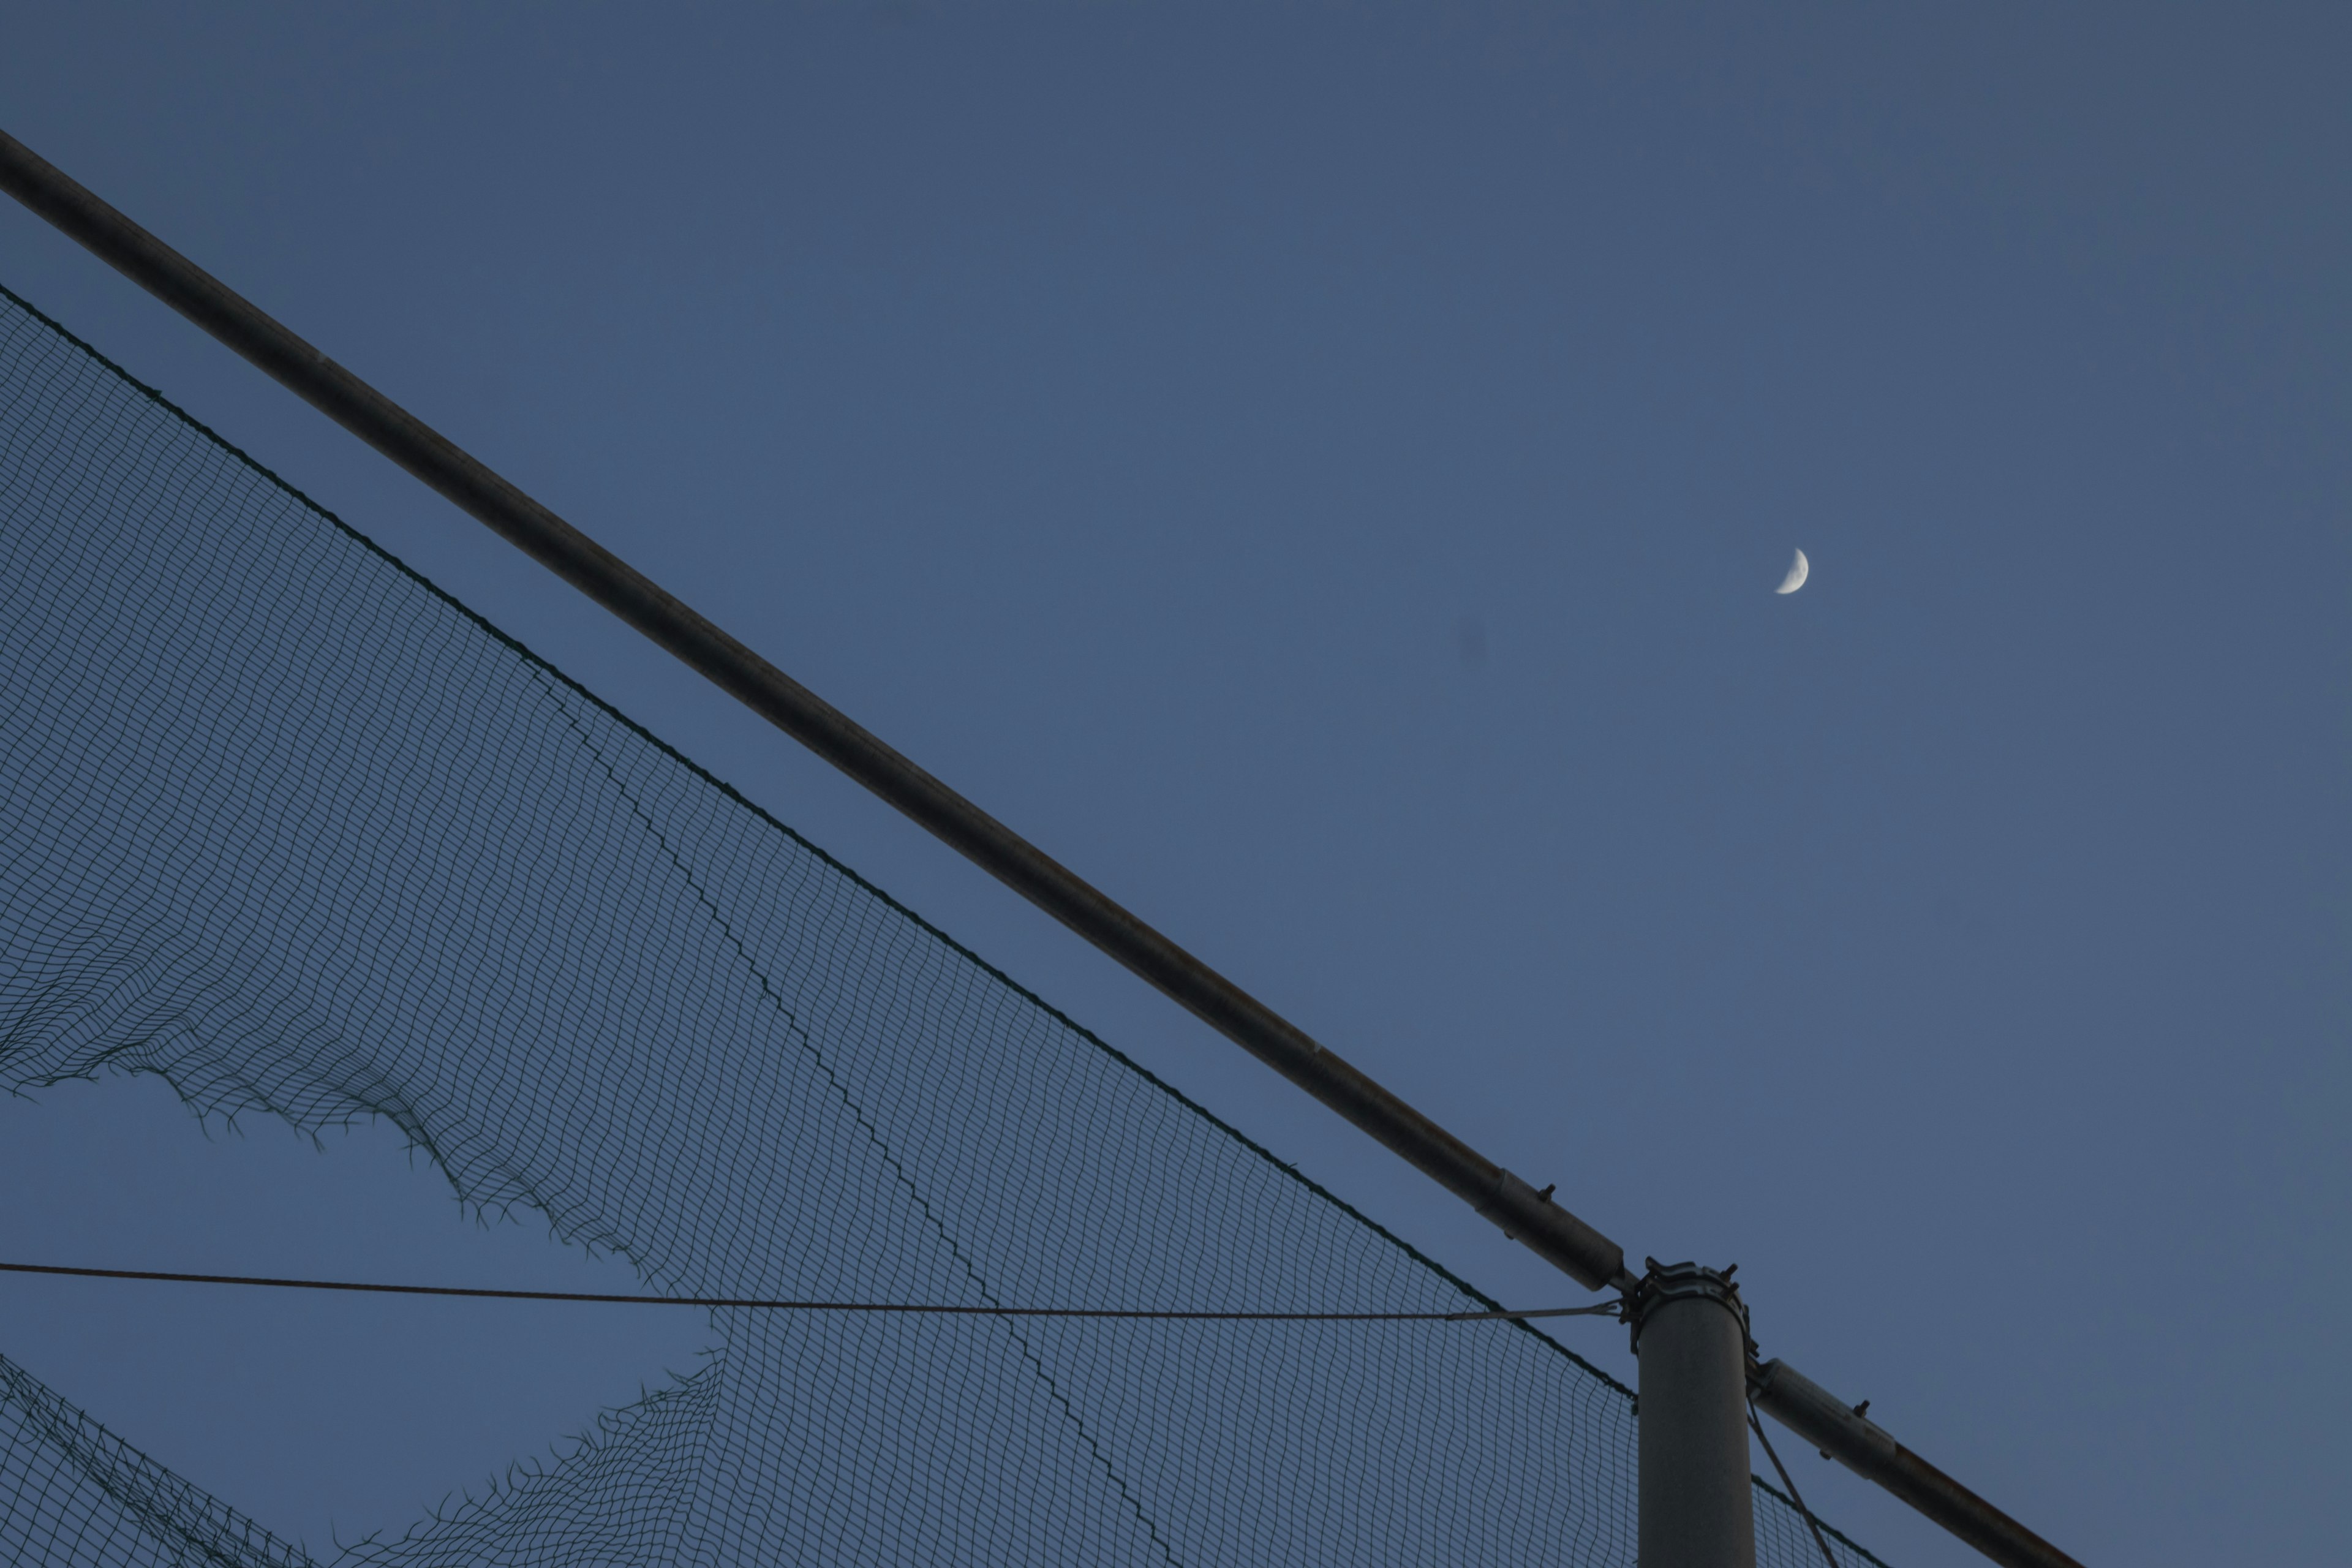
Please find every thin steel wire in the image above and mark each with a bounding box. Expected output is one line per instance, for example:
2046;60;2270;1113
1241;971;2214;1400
0;1259;1623;1322
1753;1403;1846;1568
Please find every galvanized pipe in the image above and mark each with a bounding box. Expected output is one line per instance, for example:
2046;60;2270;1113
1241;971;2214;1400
1631;1264;1756;1568
1750;1360;2086;1568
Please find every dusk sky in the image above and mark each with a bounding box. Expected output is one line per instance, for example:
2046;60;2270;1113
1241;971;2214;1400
2;7;2346;1566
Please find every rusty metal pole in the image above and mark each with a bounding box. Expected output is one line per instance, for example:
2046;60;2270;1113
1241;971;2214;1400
1631;1262;1756;1568
1751;1360;2085;1568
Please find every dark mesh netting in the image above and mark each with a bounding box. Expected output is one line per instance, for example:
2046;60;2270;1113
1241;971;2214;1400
0;282;1888;1568
0;1352;312;1568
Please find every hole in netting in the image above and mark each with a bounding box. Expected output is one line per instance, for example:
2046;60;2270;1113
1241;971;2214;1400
0;1070;719;1556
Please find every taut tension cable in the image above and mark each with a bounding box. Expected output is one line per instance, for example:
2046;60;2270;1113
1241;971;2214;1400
0;1259;1621;1324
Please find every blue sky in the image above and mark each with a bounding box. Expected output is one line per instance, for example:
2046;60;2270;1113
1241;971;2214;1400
2;6;2346;1564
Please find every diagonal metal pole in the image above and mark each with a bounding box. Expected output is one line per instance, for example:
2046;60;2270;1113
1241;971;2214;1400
0;124;1624;1300
0;124;2083;1568
1752;1360;2085;1568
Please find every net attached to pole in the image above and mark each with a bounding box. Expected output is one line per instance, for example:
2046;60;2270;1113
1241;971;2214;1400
0;281;1886;1568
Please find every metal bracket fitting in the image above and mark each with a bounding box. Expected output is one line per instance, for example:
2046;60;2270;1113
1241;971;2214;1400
1626;1259;1750;1357
1470;1168;1629;1291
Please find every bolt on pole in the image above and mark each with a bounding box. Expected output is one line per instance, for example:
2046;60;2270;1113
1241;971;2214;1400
1630;1262;1756;1568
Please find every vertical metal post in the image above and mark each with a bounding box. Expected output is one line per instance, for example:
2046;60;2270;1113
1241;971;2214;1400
1632;1262;1756;1568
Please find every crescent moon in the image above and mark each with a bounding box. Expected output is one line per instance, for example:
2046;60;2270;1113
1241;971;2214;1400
1775;548;1809;595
